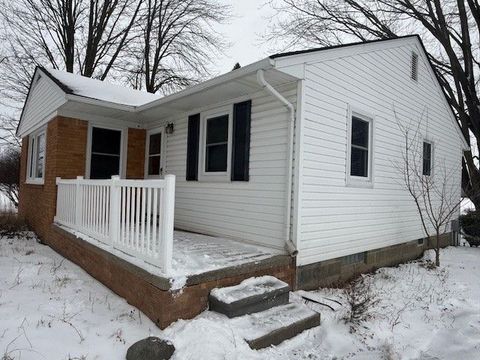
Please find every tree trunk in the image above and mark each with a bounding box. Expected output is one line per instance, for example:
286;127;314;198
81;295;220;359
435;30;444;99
435;231;441;267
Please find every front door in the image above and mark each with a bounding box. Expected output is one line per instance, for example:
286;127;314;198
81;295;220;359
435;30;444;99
146;128;164;178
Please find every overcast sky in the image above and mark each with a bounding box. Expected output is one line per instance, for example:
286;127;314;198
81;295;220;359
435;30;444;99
0;1;278;120
214;0;276;74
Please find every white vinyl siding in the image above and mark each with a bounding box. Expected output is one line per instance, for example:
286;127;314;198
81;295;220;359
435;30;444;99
296;42;463;265
18;74;66;137
155;83;297;249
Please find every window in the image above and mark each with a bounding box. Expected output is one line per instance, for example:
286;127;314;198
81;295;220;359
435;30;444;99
411;52;419;81
350;116;370;178
27;129;46;183
189;101;251;182
204;114;229;173
423;141;432;176
89;127;122;179
146;131;163;177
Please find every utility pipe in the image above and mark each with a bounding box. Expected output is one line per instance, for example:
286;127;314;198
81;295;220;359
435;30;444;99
256;69;298;257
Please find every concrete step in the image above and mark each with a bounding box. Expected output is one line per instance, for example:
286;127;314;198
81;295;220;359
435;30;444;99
232;302;321;350
209;276;290;318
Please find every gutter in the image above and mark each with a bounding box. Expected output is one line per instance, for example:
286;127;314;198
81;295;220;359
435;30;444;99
256;69;298;257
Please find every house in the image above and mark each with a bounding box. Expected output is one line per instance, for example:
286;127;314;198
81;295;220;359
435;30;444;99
17;35;468;329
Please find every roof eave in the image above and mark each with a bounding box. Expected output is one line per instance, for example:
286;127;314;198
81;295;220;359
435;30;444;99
138;57;275;112
64;94;137;112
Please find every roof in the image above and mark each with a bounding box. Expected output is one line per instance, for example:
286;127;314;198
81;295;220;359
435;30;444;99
269;34;420;59
17;36;469;149
40;67;161;107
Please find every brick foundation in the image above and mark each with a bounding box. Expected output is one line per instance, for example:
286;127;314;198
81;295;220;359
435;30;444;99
296;233;454;290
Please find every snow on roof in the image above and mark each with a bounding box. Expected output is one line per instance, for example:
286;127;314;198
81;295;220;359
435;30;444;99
41;67;161;107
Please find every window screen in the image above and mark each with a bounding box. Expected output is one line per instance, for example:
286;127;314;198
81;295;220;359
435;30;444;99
350;116;369;177
148;132;162;176
205;115;228;172
90;127;121;179
423;141;432;176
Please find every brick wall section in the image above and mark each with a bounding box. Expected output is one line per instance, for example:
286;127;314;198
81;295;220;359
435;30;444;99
18;117;88;241
49;225;295;329
126;128;146;179
296;233;454;290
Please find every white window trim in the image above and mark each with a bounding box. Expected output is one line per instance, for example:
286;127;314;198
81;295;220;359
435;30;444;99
346;107;375;188
422;139;434;177
85;124;127;179
145;126;166;179
26;127;47;185
198;106;233;182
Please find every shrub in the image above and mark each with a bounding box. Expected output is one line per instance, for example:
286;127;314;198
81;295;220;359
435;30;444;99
460;210;480;237
343;275;379;333
0;211;28;238
459;210;480;246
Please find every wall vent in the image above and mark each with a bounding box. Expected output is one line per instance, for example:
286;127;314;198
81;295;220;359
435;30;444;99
411;52;419;81
342;252;366;265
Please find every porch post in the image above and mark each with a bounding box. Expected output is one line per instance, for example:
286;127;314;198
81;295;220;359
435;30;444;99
161;174;175;274
54;177;61;223
109;175;121;247
75;176;83;230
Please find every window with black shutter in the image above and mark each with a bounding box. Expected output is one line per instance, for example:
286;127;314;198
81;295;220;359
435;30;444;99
186;100;251;182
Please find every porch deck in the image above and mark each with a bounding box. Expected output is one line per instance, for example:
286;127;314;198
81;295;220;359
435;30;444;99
60;224;282;287
54;176;287;290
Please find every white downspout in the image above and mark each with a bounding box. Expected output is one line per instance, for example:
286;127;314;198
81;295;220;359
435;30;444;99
256;69;298;256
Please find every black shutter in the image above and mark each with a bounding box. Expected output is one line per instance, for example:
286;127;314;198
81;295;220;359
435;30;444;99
186;113;200;181
231;100;252;181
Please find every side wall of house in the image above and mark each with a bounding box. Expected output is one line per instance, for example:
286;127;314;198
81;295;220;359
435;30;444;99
296;40;464;266
19;116;88;240
147;83;297;250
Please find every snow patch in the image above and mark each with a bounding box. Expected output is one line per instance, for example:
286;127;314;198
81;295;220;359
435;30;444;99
210;275;288;304
44;68;161;107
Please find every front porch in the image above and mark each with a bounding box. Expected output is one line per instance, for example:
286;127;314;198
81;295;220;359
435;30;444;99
54;175;286;287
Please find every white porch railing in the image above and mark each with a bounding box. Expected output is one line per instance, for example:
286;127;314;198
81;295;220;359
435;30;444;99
54;175;175;274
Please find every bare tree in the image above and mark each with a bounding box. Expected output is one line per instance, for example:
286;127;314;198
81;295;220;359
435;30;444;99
127;0;230;94
265;0;480;210
0;146;21;208
0;0;143;100
0;114;21;148
396;108;462;266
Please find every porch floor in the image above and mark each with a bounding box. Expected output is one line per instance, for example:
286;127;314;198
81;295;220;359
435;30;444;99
59;224;283;288
172;230;280;278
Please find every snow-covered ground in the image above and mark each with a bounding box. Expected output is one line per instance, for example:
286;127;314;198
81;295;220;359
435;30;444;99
1;233;479;359
0;193;15;213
